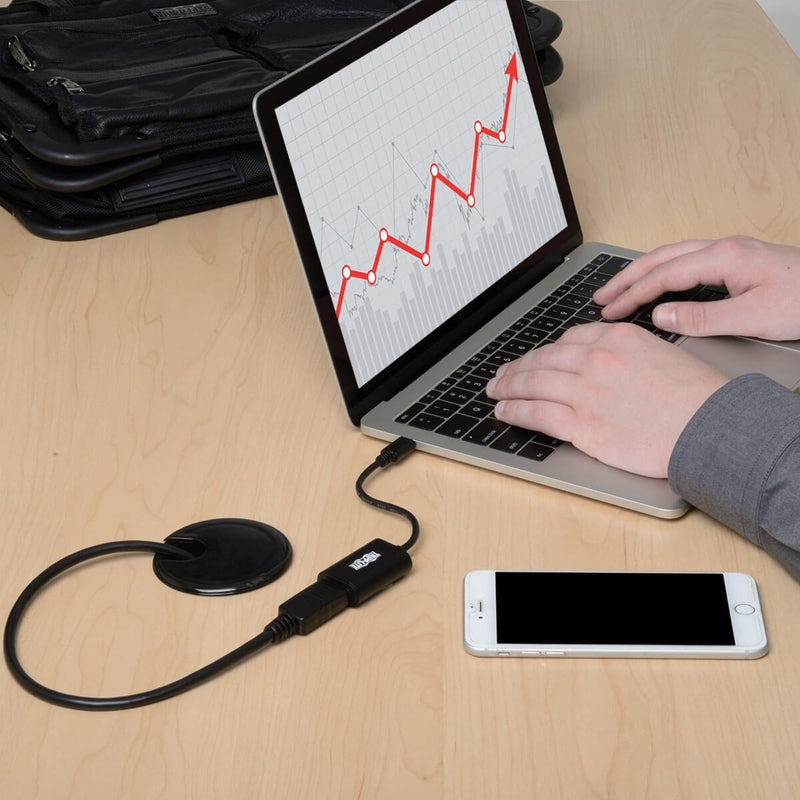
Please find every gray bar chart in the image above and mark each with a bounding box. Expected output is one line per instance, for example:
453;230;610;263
342;164;565;383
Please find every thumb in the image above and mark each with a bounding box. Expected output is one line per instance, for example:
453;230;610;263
652;299;735;336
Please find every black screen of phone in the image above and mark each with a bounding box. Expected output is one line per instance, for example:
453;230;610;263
495;572;735;645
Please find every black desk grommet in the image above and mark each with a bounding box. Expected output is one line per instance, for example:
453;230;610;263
153;518;292;596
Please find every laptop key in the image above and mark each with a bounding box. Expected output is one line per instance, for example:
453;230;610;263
472;362;500;379
518;441;555;461
450;364;472;378
462;400;495;418
434;376;458;392
395;403;425;424
463;417;508;446
419;389;440;404
528;316;561;334
428;400;461;418
524;304;550;320
575;304;603;322
532;432;563;448
442;387;475;405
503;339;535;356
549;303;579;320
580;272;612;288
437;413;479;438
515;326;547;344
490;426;536;453
559;292;589;309
594;255;631;276
486;351;516;367
408;411;446;431
568;281;597;298
457;375;488;393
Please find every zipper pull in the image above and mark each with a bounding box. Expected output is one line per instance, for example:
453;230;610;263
46;76;84;95
9;35;36;72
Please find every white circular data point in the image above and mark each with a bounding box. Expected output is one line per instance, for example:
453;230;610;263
368;271;377;285
499;130;506;143
342;265;351;279
430;163;439;177
475;121;482;133
467;195;476;208
422;253;431;266
379;228;389;242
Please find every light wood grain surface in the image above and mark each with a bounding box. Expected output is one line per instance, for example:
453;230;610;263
2;1;800;798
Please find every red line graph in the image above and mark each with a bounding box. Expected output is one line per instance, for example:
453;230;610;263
334;53;519;320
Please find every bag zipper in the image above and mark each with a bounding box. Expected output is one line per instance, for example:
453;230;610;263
9;36;83;94
46;76;85;95
8;35;36;72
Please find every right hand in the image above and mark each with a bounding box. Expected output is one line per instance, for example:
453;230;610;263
595;236;800;341
487;322;727;478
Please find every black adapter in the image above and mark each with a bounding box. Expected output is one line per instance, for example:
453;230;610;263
272;538;413;637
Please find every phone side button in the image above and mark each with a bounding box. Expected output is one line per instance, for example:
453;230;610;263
734;603;756;615
544;650;565;656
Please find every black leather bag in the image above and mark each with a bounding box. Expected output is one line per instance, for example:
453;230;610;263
0;0;562;239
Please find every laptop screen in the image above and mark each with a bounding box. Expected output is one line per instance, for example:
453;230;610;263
271;0;568;388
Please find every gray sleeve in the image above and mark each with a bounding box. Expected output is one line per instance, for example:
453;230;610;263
668;373;800;581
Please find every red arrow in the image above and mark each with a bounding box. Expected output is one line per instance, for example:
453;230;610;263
334;53;520;320
501;53;518;131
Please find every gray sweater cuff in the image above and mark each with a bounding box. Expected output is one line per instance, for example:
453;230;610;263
668;373;800;572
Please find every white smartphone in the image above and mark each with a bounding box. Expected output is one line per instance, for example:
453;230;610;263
463;570;768;659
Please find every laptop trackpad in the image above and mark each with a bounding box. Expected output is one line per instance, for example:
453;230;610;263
681;336;800;391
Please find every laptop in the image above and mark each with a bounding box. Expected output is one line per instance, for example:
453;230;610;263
253;0;800;518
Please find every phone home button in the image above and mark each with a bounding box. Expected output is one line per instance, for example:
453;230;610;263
734;603;756;615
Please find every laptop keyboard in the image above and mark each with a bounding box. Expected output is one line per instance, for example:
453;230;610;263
395;252;726;461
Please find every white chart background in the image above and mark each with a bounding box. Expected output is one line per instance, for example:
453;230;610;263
277;0;566;386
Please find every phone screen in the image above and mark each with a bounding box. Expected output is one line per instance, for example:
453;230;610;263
495;571;735;645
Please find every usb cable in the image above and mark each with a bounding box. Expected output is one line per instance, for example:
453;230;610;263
3;438;418;711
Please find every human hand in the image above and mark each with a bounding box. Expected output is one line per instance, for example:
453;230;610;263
596;236;800;341
486;322;728;478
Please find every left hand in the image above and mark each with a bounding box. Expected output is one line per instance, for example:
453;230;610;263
486;322;728;478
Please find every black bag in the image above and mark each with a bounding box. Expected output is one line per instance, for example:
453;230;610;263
0;0;562;240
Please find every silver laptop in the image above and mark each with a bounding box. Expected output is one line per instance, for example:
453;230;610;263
253;0;800;518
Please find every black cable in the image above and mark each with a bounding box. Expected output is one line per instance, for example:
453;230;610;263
3;541;283;711
4;438;418;711
356;436;419;550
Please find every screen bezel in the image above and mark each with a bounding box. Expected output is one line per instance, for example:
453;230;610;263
253;0;582;424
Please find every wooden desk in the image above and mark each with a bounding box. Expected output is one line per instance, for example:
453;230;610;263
2;1;800;797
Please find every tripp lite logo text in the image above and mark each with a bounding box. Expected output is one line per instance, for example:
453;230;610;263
349;551;381;571
150;3;217;22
